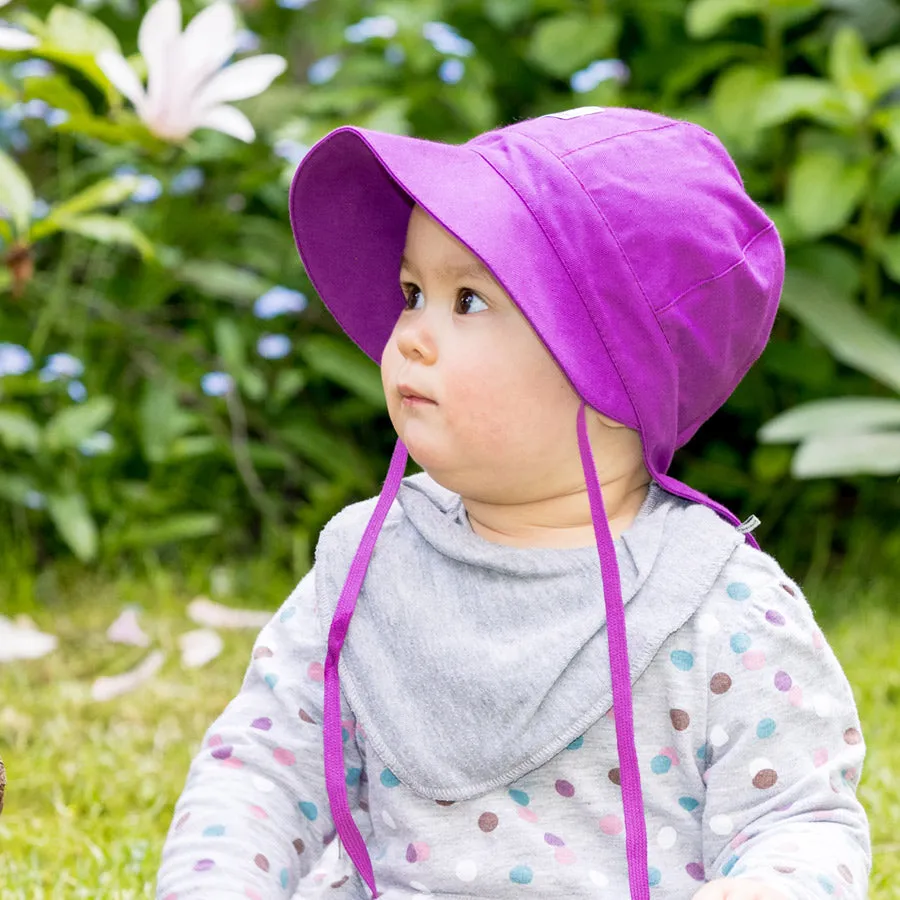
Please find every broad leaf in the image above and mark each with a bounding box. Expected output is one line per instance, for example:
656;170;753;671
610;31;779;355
0;409;41;453
686;0;760;39
300;335;386;409
785;151;868;239
527;13;620;79
756;77;855;129
45;4;121;55
214;319;246;375
55;214;154;259
760;397;900;442
792;432;900;477
828;26;876;100
116;514;221;548
30;176;140;240
0;148;34;237
44;396;114;452
46;491;98;561
177;260;271;303
139;380;198;464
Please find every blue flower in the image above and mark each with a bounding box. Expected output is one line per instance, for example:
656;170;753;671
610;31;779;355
439;59;465;84
0;343;33;377
79;431;115;456
67;380;87;402
131;175;163;204
40;352;85;381
12;60;53;80
345;15;398;43
384;44;406;66
234;29;261;54
273;139;309;164
422;22;474;57
257;334;292;360
571;59;630;94
32;198;50;220
201;371;233;397
254;286;308;319
170;166;205;195
24;490;46;510
275;0;316;8
307;54;341;85
44;108;69;127
22;99;49;120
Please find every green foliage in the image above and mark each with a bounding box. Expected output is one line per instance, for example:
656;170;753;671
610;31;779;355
1;0;899;574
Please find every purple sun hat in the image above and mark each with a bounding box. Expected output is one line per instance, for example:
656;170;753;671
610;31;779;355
288;106;785;900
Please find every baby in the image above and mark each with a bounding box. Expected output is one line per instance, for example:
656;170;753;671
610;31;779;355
157;107;870;899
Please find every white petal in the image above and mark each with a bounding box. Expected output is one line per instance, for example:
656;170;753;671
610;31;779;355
96;50;147;111
176;1;237;98
193;55;287;108
139;0;183;129
179;628;224;668
186;596;271;629
0;26;39;51
194;103;255;142
91;650;165;701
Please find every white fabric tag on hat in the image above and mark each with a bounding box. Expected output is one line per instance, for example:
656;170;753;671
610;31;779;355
545;106;605;120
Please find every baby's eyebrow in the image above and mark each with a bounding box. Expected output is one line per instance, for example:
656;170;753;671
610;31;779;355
400;254;496;284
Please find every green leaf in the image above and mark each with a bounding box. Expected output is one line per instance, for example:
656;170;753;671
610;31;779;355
760;398;900;442
139;381;198;463
872;46;900;97
785;151;868;239
300;335;386;409
44;4;121;55
0;148;35;237
176;260;271;303
875;234;900;283
22;73;92;117
278;415;373;481
686;0;761;39
0;473;41;507
527;13;620;79
756;77;856;129
781;270;900;393
55;214;155;259
792;432;900;477
872;107;900;156
116;514;221;548
31;176;140;240
44;396;114;453
46;491;98;561
710;63;777;148
214;319;246;375
0;409;42;453
828;26;877;100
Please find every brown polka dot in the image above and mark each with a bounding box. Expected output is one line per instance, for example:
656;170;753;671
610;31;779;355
843;727;862;745
780;583;796;597
670;709;690;731
478;812;498;832
253;646;273;658
608;768;620;786
435;799;455;806
774;865;795;874
323;829;336;845
293;838;305;855
359;800;370;813
254;853;270;872
298;708;315;724
752;768;778;789
175;812;190;830
710;672;732;694
838;864;853;883
331;876;349;889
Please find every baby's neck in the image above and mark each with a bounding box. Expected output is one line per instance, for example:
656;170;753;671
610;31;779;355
462;475;651;549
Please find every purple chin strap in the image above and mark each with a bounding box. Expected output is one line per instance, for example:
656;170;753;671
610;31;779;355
322;402;656;899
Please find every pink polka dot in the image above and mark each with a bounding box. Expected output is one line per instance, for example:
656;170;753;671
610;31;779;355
659;746;680;766
274;748;296;766
555;847;577;865
248;805;268;819
788;685;803;707
742;650;766;670
814;748;829;767
244;889;263;900
406;841;431;862
163;894;178;900
222;756;244;769
813;631;825;650
730;832;750;849
599;815;623;835
208;735;223;747
307;661;324;682
517;807;538;824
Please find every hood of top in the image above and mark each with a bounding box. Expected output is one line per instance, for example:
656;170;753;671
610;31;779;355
314;474;744;801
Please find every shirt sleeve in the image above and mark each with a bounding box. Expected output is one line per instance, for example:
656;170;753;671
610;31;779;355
156;570;369;899
699;562;871;899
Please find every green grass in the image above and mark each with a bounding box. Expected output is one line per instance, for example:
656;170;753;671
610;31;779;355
0;565;897;898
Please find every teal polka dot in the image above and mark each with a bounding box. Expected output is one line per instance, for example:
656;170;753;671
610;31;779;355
280;868;289;888
264;673;278;689
817;874;835;894
509;789;530;806
651;755;672;774
567;735;584;750
202;824;225;837
670;650;694;671
380;768;400;788
342;727;350;743
298;801;318;821
678;796;699;812
648;866;662;887
757;718;776;739
509;865;533;884
727;582;751;601
722;854;739;876
730;632;751;653
280;606;296;622
346;767;361;786
695;743;708;762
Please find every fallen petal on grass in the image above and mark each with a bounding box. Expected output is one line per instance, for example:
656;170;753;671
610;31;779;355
187;596;270;629
178;629;223;668
0;616;58;662
91;650;165;701
106;607;151;647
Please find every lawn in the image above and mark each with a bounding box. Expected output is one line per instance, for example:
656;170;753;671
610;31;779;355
0;563;897;898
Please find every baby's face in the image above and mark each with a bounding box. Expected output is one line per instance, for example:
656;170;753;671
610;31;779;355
381;206;594;504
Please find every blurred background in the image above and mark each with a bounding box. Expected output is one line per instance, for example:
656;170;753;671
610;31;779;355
2;0;899;594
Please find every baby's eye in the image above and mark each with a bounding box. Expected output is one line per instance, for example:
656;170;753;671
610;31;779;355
457;289;489;315
402;283;424;310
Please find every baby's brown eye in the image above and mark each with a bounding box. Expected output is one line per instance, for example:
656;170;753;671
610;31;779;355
402;285;424;310
456;289;488;315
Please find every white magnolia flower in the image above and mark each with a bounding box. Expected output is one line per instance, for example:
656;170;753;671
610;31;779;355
0;0;39;52
97;0;286;143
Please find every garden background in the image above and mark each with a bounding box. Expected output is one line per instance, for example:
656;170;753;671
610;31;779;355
1;0;899;896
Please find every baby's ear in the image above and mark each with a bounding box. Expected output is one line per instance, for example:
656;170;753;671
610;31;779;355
594;410;628;429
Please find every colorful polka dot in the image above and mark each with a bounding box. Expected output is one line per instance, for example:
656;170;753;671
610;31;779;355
381;768;401;788
730;633;751;653
670;709;690;730
722;854;739;876
306;662;323;682
678;796;699;812
478;812;498;832
648;866;662;887
555;779;575;798
670;650;694;670
651;755;672;774
710;672;732;694
298;708;315;724
279;869;289;889
837;864;854;883
273;748;295;766
298;801;318;820
203;825;225;837
509;789;530;806
817;874;835;894
742;650;766;670
788;684;804;707
544;832;565;847
509;865;533;885
293;838;304;855
774;670;792;691
254;854;269;872
406;842;431;862
727;582;751;601
175;812;190;830
279;606;296;622
555;846;577;865
566;735;584;750
253;646;273;659
263;673;278;689
814;748;829;767
844;727;862;745
599;815;623;835
765;609;786;626
685;862;705;881
752;768;778;789
517;806;538;824
211;745;232;760
346;767;361;786
194;859;215;872
757;718;776;739
607;768;620;786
